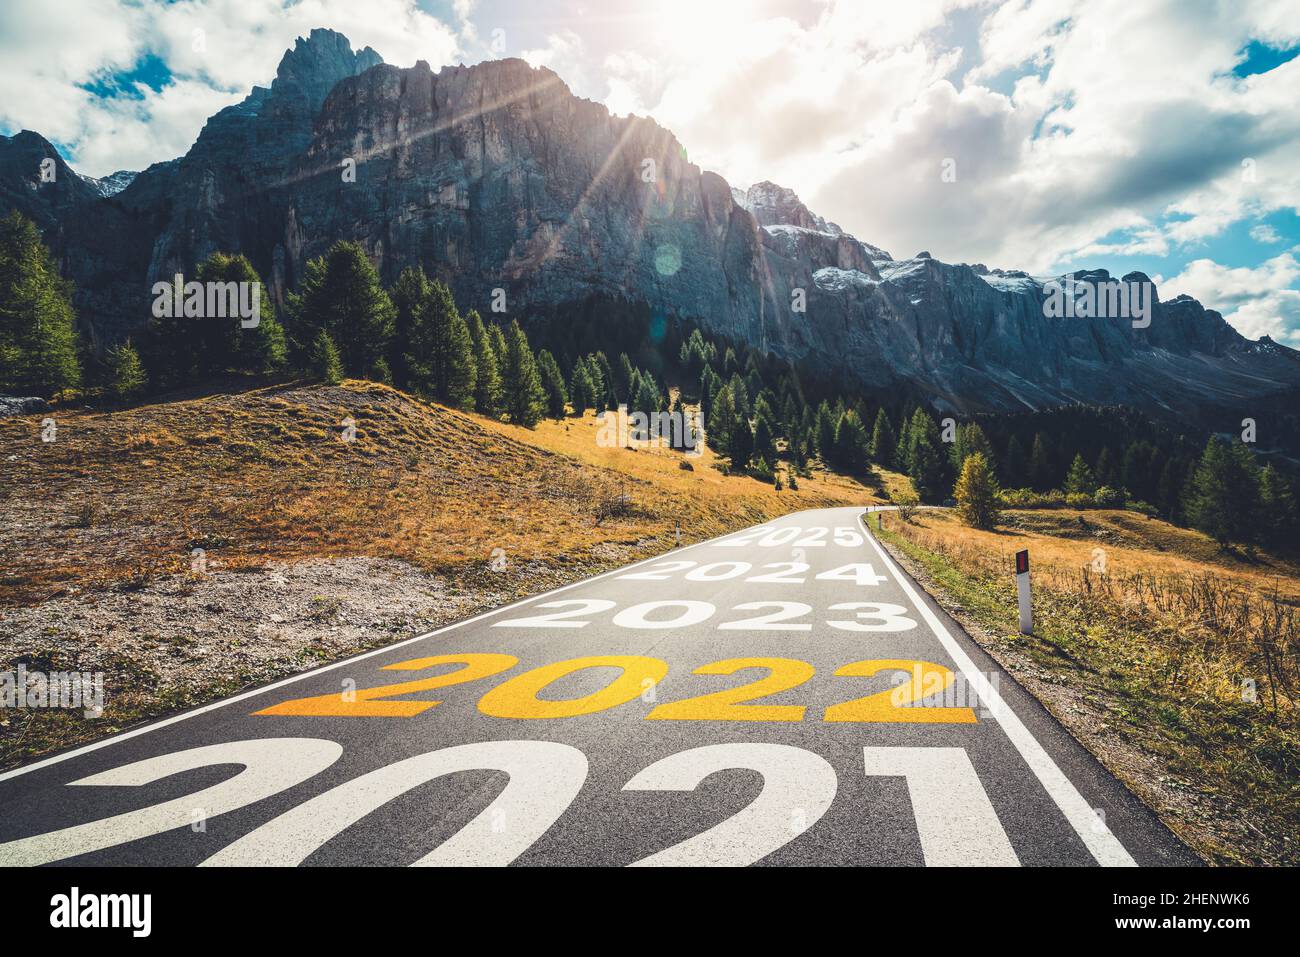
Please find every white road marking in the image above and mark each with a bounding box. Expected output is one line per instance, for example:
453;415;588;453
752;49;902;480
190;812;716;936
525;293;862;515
0;520;761;784
0;738;342;865
201;740;588;867
861;508;1137;867
863;746;1019;866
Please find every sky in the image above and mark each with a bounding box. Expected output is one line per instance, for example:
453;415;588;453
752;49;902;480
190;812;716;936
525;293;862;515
1;0;1298;344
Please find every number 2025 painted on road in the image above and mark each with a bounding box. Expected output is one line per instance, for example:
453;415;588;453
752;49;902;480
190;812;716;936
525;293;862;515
256;653;977;724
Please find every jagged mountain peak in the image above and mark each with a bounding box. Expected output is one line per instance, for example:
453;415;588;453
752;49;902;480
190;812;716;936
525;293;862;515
2;25;1297;426
273;28;384;111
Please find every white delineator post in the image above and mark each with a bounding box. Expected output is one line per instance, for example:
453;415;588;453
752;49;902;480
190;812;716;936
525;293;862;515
1015;549;1033;634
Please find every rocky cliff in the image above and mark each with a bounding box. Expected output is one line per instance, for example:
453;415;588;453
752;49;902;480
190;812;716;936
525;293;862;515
3;27;1298;420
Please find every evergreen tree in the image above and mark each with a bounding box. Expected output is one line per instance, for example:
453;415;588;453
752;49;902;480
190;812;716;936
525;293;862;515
907;409;948;503
814;401;838;461
106;340;146;404
953;423;995;472
834;409;871;474
1003;435;1029;487
1064;453;1096;496
616;353;636;404
408;279;475;407
1094;447;1117;489
569;360;595;415
537;349;569;419
593;351;617;409
288;241;394;377
0;211;81;396
310;329;343;385
869;408;897;469
500;320;545;426
388;265;430;387
1157;457;1185;521
1029;432;1054;491
466;310;501;417
199;252;286;375
955;452;1000;529
753;412;776;463
1259;463;1298;550
730;414;754;470
709;385;738;454
1184;438;1261;547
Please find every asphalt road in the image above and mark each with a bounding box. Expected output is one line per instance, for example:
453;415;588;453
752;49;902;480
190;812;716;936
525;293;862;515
0;506;1198;866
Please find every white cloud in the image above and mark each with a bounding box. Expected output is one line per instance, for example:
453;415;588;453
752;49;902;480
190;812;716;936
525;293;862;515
1163;252;1300;343
0;0;465;176
1252;223;1283;243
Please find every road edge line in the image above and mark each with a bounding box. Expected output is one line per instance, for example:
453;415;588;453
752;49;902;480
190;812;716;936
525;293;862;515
860;508;1137;867
0;519;766;784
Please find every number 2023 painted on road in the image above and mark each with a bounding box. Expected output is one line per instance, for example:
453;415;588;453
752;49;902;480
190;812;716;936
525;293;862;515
255;653;977;724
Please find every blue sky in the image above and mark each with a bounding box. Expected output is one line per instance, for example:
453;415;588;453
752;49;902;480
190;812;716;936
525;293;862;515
2;0;1298;343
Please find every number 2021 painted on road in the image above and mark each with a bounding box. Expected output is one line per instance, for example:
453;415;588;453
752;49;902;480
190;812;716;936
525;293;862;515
256;653;977;724
0;739;1017;867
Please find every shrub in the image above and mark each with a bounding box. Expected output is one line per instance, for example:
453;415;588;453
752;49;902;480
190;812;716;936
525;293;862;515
1065;491;1093;508
1093;485;1126;508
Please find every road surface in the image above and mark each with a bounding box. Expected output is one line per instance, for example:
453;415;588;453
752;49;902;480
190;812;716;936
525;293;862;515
0;506;1197;866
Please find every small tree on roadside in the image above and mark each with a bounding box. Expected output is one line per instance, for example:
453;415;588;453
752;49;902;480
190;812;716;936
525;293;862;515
954;451;1000;529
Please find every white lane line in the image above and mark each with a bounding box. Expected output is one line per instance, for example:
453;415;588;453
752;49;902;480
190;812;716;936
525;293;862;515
0;522;756;784
863;746;1019;867
859;509;1137;867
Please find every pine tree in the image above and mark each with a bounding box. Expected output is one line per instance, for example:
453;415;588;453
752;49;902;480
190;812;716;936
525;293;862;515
730;414;754;470
537;349;568;419
1064;453;1096;496
388;266;430;387
1184;438;1261;548
815;401;838;462
953;423;995;472
466;310;501;417
289;241;394;378
754;413;776;463
568;360;595;415
1002;435;1029;487
1094;447;1117;489
955;452;1000;529
709;385;738;453
0;211;82;396
500;320;545;427
834;409;871;474
907;409;948;503
310;329;343;385
593;351;617;409
1029;432;1054;491
869;408;896;469
1259;463;1298;550
106;340;146;404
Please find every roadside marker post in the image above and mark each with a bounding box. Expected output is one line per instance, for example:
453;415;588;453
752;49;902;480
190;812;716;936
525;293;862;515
1015;549;1033;634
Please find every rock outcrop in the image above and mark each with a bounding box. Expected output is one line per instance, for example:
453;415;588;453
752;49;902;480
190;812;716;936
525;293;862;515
3;27;1298;420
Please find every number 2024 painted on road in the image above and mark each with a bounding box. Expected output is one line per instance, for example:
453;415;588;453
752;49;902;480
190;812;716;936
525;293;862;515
0;739;1016;867
256;653;977;724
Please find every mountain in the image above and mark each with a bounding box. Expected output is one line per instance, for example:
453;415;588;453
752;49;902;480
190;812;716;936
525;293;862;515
3;27;1298;423
79;170;138;198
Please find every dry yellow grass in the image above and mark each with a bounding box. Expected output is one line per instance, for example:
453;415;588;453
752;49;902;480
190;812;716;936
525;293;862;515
891;507;1300;605
0;380;882;606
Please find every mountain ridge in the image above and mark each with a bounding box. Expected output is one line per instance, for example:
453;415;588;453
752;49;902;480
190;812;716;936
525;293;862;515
2;27;1297;424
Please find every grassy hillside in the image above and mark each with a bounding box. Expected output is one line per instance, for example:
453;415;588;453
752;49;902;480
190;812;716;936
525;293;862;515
875;506;1300;865
0;378;880;767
